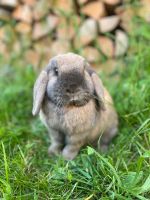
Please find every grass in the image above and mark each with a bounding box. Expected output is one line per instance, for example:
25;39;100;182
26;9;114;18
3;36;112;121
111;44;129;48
0;18;150;199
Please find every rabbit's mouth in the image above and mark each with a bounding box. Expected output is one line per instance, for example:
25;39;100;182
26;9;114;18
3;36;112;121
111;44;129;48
69;95;91;107
70;100;88;107
47;89;92;107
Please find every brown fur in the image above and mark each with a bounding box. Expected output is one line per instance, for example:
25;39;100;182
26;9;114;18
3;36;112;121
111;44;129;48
32;53;118;160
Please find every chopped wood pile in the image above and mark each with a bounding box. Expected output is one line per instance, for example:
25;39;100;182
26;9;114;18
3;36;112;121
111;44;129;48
0;0;148;70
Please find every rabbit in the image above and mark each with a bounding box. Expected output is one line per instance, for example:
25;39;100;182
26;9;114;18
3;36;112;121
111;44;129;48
32;52;118;160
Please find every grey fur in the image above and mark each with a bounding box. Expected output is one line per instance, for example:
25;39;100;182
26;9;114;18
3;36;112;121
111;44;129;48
32;52;118;160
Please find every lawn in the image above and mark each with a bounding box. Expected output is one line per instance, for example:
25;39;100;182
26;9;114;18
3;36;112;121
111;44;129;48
0;18;150;199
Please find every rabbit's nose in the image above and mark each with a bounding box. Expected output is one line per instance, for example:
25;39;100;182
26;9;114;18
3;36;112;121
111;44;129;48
66;88;73;93
66;84;77;94
66;88;74;94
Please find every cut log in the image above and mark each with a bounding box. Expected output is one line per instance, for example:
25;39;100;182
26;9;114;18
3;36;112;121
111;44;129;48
12;5;32;23
82;46;100;63
57;18;74;40
102;0;121;5
0;0;130;69
118;7;135;32
81;1;106;20
74;19;97;47
57;16;81;40
21;0;36;7
115;30;128;57
115;5;125;15
0;0;18;8
57;24;75;40
40;53;51;69
33;0;51;21
98;15;120;33
52;0;73;15
24;50;41;68
78;0;88;5
15;22;31;34
98;36;114;58
33;37;52;54
50;40;70;57
32;15;59;40
38;44;53;67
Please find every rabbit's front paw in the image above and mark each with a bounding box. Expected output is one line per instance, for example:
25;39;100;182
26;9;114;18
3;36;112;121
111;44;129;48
62;145;79;160
99;143;108;152
48;143;62;156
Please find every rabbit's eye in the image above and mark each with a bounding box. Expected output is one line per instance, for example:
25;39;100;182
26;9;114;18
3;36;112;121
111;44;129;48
54;67;58;76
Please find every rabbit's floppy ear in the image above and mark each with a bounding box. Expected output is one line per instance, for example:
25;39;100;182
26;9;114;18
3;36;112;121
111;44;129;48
32;70;48;116
85;61;105;110
91;73;105;110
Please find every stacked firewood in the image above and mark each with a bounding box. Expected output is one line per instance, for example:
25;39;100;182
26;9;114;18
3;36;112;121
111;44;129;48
0;0;147;69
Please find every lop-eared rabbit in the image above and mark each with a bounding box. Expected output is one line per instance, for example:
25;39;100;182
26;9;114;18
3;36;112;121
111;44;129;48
32;53;118;160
